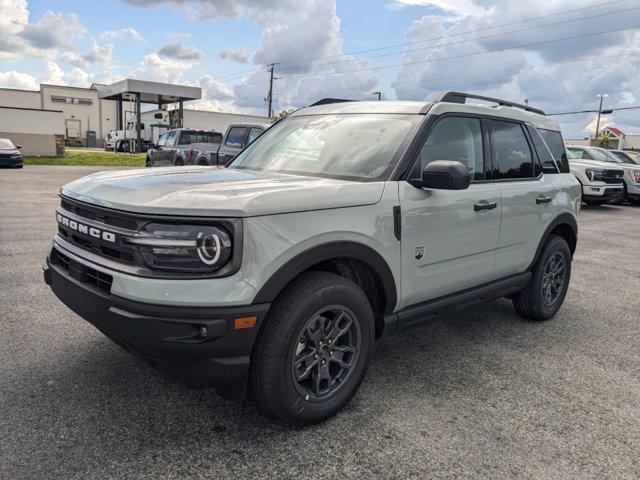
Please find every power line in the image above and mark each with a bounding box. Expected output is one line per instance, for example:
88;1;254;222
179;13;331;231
276;5;640;73
212;0;632;82
316;51;640;97
549;105;640;116
275;24;640;82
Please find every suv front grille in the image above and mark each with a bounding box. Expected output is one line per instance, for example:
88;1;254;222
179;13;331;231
57;197;141;264
51;249;113;293
603;170;624;184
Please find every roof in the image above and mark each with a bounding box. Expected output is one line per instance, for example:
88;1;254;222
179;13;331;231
291;100;430;116
292;99;559;131
97;79;201;104
602;126;625;137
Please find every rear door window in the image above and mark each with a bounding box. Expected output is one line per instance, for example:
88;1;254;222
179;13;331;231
538;129;570;173
225;127;248;148
527;125;558;174
490;120;535;179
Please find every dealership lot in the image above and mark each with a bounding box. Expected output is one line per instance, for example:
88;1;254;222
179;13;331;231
1;166;639;479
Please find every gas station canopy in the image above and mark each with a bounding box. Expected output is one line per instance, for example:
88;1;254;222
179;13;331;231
97;79;201;104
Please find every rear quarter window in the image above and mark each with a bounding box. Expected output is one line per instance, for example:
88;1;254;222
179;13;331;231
537;129;570;173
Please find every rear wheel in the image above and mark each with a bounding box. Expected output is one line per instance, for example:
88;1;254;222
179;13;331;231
249;271;375;424
513;235;572;321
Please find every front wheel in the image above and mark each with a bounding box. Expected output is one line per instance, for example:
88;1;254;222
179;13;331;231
512;235;572;321
249;271;375;425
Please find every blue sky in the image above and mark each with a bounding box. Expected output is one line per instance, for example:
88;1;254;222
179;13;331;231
1;0;640;137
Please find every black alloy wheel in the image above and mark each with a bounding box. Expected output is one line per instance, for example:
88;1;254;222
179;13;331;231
291;306;360;401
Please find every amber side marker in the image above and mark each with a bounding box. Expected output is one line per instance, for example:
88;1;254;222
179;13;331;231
234;316;257;329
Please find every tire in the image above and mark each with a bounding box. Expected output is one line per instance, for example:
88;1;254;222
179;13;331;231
584;200;606;206
628;197;640;205
145;156;153;168
512;234;572;321
173;157;184;166
249;271;375;425
197;157;210;166
14;164;23;169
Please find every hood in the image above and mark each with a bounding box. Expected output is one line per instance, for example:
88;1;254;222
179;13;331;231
60;166;386;217
569;158;623;170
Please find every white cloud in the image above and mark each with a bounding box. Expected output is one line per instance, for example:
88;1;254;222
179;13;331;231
0;70;38;90
41;61;92;87
101;28;145;42
391;1;640;137
129;53;194;83
0;2;86;61
391;0;491;17
219;47;250;64
158;42;204;61
59;42;115;68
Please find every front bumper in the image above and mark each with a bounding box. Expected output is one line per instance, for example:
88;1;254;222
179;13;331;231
627;183;640;200
582;185;623;201
44;252;270;389
0;156;22;166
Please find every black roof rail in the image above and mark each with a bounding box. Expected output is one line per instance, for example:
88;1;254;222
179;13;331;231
435;91;545;116
309;98;355;107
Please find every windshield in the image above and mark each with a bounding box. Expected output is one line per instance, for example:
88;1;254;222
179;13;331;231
0;139;15;149
592;147;625;163
613;150;639;165
228;114;420;181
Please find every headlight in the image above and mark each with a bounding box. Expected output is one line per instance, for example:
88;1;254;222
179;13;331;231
126;223;232;273
630;170;640;183
586;169;603;182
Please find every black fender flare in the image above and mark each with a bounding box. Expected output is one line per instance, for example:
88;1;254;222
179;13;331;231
252;241;398;314
528;212;578;271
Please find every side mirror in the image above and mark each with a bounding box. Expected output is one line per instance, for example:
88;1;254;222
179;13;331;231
410;160;470;190
16;145;22;150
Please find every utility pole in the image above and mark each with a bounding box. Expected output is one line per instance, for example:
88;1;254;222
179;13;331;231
266;63;280;118
594;93;608;143
373;91;382;101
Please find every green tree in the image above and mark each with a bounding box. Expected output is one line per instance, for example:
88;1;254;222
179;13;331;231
596;131;612;149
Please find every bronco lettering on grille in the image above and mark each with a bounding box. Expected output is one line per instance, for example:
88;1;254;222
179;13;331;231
57;213;116;243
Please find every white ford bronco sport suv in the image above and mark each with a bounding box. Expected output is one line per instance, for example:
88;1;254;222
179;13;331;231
44;92;580;424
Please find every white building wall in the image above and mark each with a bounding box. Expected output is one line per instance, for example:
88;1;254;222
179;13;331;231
0;106;64;156
0;89;41;109
621;135;640;150
40;85;117;145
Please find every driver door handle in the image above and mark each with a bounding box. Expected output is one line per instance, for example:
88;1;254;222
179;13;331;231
536;195;553;204
474;200;498;212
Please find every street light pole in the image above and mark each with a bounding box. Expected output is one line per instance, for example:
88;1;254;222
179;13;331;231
266;63;281;118
372;91;381;101
594;93;608;143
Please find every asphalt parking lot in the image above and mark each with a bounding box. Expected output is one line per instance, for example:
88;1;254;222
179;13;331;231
1;166;639;479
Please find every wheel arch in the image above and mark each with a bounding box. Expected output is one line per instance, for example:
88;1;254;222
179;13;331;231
252;241;398;320
528;212;578;271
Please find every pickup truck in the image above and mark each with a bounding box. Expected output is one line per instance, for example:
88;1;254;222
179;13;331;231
145;128;223;167
146;124;265;167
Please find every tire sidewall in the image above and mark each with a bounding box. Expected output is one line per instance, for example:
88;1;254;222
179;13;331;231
266;279;374;423
532;236;572;318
